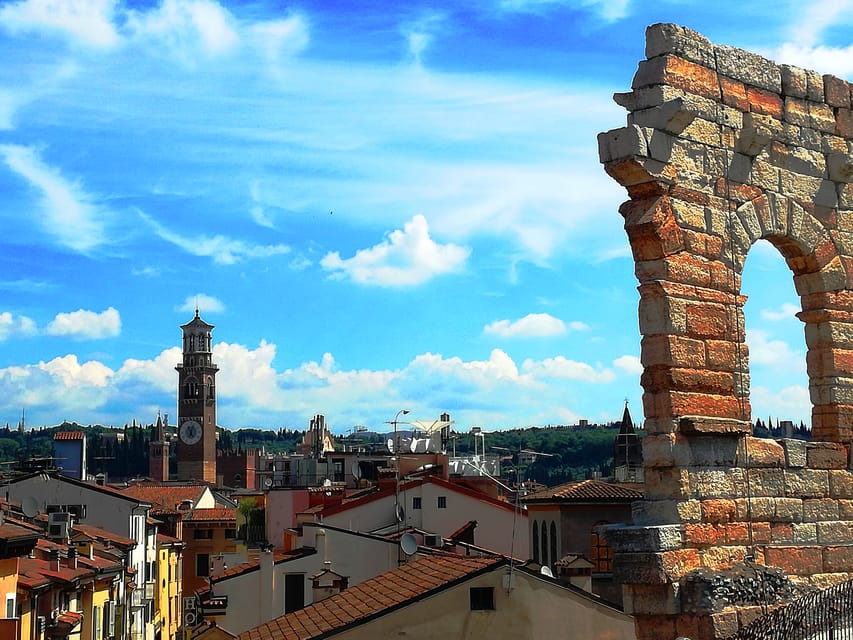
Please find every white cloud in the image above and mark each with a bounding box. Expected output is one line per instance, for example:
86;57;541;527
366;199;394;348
40;354;113;388
45;307;121;339
522;355;616;382
116;347;182;392
769;1;853;76
126;0;240;59
0;0;120;48
321;214;470;286
760;303;800;322
177;294;226;314
139;211;291;264
483;313;568;338
251;15;310;65
749;383;811;425
0;312;37;341
0;145;107;253
613;354;642;375
746;328;805;370
498;0;630;21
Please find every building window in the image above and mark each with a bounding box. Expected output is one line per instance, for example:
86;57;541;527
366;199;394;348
196;553;210;577
591;521;612;573
469;587;494;611
225;529;236;539
532;521;539;564
193;528;213;540
541;521;548;567
437;496;447;509
412;497;422;510
4;594;14;618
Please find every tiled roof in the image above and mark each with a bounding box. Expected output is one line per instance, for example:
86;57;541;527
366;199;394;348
119;483;208;511
184;507;236;522
239;555;504;640
213;548;315;582
73;523;136;548
54;431;85;440
157;532;184;545
523;479;643;503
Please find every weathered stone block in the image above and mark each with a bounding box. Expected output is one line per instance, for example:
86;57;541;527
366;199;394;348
806;69;825;101
816;520;853;543
822;545;853;572
764;545;823;575
829;469;853;498
645;467;691;499
606;524;685;553
785;468;829;498
775;497;804;522
679;416;751;435
641;335;707;368
744;436;785;467
828;152;853;182
802;497;840;522
622;583;682;615
700;499;738;524
781;64;807;98
783;96;809;126
824;74;852;109
781;438;807;468
747;86;784;118
684;523;725;547
810;101;837;133
735;496;775;521
598;125;648;163
634;499;702;525
701;544;748;569
633;55;720;101
806;441;849;469
715;44;782;94
792;522;818;542
747;468;786;497
770;522;794;542
629;98;698;134
644;23;716;67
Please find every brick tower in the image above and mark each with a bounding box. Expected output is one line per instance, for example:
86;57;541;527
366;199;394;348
175;310;218;483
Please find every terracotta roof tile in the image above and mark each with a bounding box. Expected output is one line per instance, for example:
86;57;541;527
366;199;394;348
213;548;315;582
239;555;504;640
118;484;208;511
184;507;235;522
523;479;643;502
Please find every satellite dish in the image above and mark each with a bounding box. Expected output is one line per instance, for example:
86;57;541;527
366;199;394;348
386;438;395;454
351;462;362;480
395;503;405;523
540;566;554;578
22;496;40;518
400;533;417;556
263;477;273;488
323;478;332;487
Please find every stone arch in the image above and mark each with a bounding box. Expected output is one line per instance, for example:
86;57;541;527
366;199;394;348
599;22;853;640
601;35;853;444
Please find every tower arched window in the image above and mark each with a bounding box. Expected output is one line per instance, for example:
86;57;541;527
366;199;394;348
591;521;612;573
541;520;548;568
532;521;539;564
189;335;195;351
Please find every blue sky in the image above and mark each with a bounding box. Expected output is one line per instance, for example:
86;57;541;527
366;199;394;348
0;0;850;434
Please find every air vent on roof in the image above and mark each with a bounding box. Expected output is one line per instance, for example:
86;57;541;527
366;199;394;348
423;534;441;547
47;512;71;540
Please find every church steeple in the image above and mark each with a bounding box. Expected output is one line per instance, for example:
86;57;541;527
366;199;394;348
613;401;643;482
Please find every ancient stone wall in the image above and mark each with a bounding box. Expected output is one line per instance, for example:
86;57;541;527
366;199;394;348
599;23;853;640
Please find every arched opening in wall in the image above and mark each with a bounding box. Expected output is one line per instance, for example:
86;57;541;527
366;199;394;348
741;238;810;436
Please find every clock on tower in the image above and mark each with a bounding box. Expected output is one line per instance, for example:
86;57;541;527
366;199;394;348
175;309;218;483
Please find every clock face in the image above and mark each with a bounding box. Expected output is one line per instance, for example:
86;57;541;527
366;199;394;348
179;419;202;445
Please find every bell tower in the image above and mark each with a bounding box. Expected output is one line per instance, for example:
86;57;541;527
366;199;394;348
175;309;218;483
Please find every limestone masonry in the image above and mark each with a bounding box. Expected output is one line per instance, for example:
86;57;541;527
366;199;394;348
599;23;853;640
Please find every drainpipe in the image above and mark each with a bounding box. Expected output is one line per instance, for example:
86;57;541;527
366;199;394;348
259;546;273;623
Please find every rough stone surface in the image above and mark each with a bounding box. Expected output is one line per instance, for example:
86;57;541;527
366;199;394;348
600;23;853;640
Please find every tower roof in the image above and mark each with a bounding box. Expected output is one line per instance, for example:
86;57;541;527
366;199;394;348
180;309;214;331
